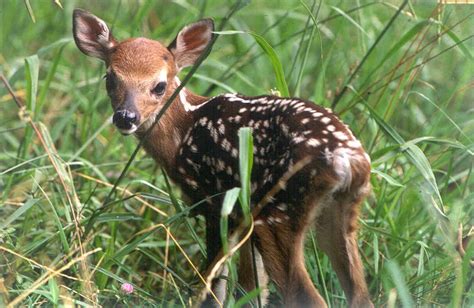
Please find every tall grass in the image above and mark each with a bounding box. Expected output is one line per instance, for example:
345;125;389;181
1;0;473;306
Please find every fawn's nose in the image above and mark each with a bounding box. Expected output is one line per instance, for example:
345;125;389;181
113;109;139;131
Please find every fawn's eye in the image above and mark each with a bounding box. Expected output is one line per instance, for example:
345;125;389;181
152;82;167;96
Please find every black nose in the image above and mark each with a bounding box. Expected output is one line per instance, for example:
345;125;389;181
113;110;138;130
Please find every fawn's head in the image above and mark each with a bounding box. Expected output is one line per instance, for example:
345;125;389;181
73;9;214;135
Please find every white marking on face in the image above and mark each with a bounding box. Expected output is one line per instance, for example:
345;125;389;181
118;124;138;135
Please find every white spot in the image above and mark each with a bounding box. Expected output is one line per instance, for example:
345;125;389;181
333;131;349;141
231;148;238;158
267;217;274;225
327;125;336;132
190;145;198;152
347;140;362;148
277;203;287;211
210;127;219;143
301;118;310;124
185;178;198;189
312;112;323;118
222;138;232;151
186;136;193;145
239;108;247;113
293;136;306;144
218;124;225;135
307;138;321;147
320;117;331;124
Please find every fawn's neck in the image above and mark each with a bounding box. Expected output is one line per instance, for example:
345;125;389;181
136;79;208;174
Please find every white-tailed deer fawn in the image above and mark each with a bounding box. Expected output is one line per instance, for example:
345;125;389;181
73;9;373;307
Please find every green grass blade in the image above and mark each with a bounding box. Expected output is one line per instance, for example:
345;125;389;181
220;187;241;253
0;198;38;229
363;102;447;218
329;5;369;38
25;55;39;116
249;32;290;97
238;127;254;223
386;260;415;307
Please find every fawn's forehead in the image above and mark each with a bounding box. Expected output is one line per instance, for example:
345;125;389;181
109;38;173;78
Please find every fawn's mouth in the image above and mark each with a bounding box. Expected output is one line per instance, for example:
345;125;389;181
117;124;138;135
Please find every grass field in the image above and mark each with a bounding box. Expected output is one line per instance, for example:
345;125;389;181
1;0;473;306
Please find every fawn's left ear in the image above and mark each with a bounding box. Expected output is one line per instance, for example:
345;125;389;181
168;19;214;71
72;9;117;61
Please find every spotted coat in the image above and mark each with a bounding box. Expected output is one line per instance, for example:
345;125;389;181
175;93;370;226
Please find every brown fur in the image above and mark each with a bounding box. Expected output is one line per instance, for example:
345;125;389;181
73;10;373;307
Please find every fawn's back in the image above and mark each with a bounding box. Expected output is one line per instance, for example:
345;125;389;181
176;93;371;221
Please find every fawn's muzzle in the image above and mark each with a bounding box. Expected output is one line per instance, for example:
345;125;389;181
113;109;139;134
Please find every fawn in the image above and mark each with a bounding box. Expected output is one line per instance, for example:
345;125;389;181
73;9;373;307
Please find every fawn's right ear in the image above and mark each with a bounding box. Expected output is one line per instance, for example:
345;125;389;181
73;9;117;61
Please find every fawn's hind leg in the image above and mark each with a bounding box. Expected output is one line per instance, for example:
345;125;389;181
314;196;373;308
254;216;327;308
237;240;269;305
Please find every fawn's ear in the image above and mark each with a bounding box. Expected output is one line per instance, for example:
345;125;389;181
168;19;214;71
73;9;117;61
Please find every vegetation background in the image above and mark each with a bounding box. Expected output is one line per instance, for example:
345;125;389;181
1;0;473;306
